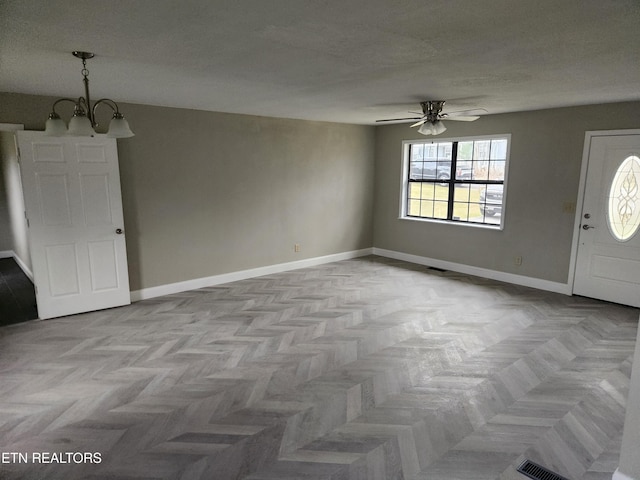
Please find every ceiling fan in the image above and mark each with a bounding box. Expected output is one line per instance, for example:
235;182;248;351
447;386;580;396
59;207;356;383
376;100;485;135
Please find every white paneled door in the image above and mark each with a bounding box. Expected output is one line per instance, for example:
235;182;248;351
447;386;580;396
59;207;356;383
17;131;130;319
574;133;640;308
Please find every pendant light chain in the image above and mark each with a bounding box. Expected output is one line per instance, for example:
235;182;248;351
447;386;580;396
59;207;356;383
81;58;89;78
80;56;93;125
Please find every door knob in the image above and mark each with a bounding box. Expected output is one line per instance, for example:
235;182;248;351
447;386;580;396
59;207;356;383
582;224;594;230
116;228;124;234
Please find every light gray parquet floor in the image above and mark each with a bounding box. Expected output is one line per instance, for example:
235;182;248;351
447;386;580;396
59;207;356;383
0;256;637;480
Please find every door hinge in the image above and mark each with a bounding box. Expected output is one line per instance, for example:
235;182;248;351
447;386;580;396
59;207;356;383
24;211;29;228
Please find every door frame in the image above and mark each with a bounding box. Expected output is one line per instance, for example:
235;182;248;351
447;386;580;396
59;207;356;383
568;129;640;295
0;123;30;279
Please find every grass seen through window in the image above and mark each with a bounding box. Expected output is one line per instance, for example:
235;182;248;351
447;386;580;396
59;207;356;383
407;183;484;221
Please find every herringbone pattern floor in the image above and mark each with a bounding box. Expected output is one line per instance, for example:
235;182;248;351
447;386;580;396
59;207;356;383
0;256;637;480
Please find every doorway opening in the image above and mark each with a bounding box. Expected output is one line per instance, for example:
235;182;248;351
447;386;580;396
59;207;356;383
0;257;37;326
0;123;36;325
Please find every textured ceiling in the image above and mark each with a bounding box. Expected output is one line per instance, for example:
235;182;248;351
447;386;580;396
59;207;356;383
1;0;639;124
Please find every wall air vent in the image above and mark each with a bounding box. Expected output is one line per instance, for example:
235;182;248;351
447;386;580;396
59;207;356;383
517;460;569;480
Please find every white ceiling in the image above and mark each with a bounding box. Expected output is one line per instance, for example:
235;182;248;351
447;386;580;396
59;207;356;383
1;0;639;125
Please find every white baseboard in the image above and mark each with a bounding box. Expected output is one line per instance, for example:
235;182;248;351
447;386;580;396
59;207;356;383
613;468;637;480
372;248;572;295
130;246;574;302
0;249;33;281
13;254;33;281
131;248;374;301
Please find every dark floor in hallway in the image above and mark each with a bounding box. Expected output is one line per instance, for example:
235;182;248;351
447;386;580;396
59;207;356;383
0;257;38;326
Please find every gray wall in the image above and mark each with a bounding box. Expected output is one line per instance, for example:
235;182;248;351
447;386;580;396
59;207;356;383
118;104;375;291
2;91;639;290
373;102;640;284
0;92;375;291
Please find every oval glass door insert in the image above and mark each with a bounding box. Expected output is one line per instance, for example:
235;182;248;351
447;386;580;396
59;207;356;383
608;155;640;241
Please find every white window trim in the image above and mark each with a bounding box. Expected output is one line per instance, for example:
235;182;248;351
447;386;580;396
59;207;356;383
398;133;511;230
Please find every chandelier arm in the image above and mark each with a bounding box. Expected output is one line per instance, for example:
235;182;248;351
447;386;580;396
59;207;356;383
93;98;119;111
74;97;92;119
49;98;79;118
92;99;124;128
77;97;89;108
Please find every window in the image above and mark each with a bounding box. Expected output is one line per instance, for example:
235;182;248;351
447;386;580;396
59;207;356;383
402;135;510;227
608;155;640;241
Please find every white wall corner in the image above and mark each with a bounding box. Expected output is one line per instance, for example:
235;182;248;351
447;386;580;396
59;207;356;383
130;248;374;302
613;468;637;480
372;248;572;295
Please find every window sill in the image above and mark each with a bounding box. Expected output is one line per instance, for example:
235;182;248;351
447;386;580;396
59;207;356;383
398;215;503;230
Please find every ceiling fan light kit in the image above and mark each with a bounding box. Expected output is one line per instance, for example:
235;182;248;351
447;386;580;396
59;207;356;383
376;100;483;136
418;120;447;136
44;51;134;138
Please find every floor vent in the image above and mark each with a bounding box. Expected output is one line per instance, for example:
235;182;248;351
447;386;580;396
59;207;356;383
517;460;569;480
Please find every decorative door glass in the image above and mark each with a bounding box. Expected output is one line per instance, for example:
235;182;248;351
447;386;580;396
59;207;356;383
608;155;640;241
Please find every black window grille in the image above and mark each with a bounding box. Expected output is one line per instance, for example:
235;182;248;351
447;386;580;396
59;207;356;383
405;137;509;226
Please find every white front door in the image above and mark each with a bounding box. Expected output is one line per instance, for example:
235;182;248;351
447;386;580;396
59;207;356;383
573;132;640;308
16;131;130;319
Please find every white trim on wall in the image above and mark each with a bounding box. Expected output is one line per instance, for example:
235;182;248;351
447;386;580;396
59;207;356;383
613;468;637;480
131;246;575;302
131;248;374;301
13;253;33;281
373;247;572;295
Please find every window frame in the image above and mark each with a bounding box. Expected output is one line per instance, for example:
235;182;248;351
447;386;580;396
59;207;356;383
399;134;511;230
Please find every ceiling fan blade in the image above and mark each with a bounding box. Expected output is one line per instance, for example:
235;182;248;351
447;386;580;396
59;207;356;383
444;115;480;122
375;117;422;123
445;108;488;117
377;103;486;126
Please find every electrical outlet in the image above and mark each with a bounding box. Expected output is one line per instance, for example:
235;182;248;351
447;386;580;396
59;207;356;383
514;256;522;266
294;244;301;253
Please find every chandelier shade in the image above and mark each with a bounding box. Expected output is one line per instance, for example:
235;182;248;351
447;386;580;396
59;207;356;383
44;114;67;136
67;112;95;136
106;113;135;138
44;51;134;138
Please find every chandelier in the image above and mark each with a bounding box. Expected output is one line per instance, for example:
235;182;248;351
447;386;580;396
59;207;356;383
44;51;134;138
